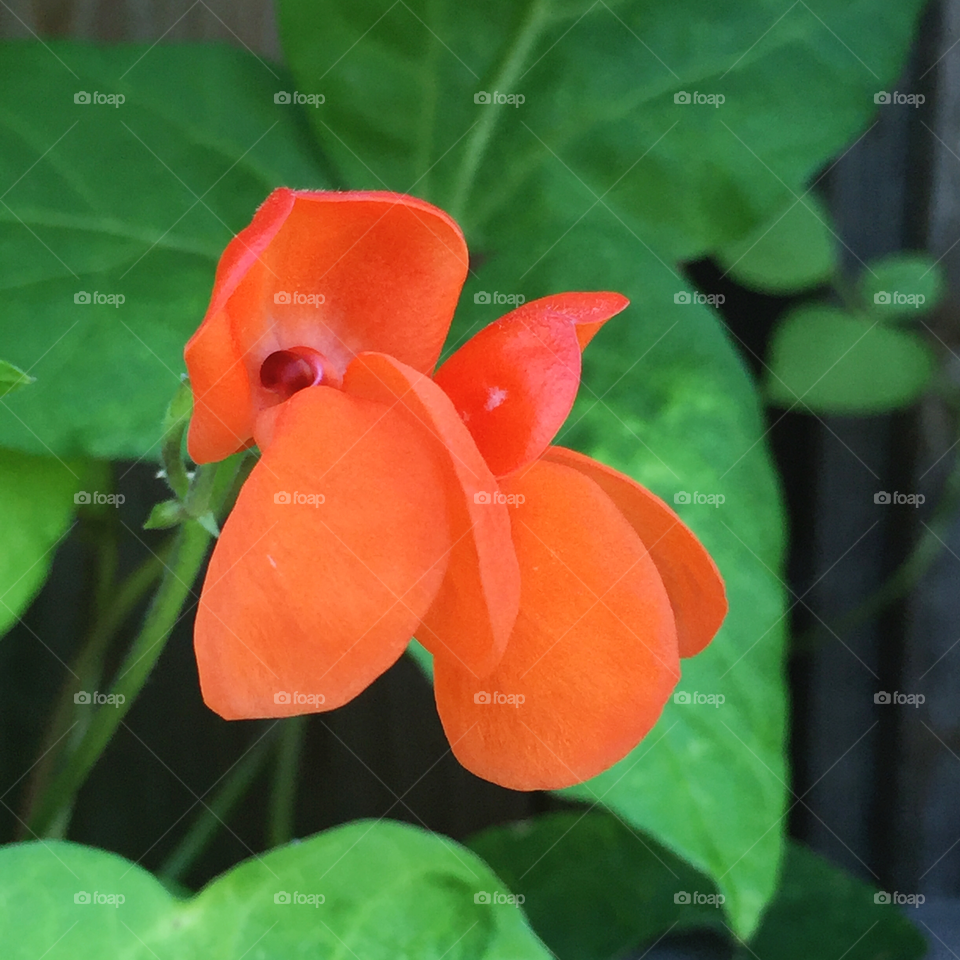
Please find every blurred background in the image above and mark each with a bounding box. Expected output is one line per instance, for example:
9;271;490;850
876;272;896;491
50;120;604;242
1;0;959;956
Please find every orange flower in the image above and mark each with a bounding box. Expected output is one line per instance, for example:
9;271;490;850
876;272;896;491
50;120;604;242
185;189;727;790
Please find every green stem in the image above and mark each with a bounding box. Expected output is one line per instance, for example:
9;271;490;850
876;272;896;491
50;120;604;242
27;518;213;838
268;716;308;848
18;548;167;837
448;0;552;220
159;723;280;884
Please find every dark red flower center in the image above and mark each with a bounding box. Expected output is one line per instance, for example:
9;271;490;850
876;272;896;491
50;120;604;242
260;347;340;401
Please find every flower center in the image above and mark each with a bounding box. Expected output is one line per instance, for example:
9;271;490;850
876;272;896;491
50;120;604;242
259;347;341;401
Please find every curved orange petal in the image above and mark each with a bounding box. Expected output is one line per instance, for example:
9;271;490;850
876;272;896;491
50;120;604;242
342;352;520;677
434;459;679;790
434;293;629;477
513;291;630;349
544;446;727;658
195;385;452;719
186;189;469;463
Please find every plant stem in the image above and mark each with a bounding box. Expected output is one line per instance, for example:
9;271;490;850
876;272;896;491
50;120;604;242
27;517;213;837
159;723;280;884
18;548;168;837
268;716;308;848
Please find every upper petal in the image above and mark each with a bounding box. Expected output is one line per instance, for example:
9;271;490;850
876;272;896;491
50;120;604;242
434;459;679;790
434;293;629;477
194;385;452;719
186;189;469;463
544;446;727;657
343;352;520;677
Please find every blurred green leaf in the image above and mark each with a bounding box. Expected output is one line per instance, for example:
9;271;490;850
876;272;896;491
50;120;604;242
0;42;330;459
0;821;551;959
859;252;945;320
0;449;94;640
717;194;836;293
469;812;926;960
0;359;35;397
766;305;934;412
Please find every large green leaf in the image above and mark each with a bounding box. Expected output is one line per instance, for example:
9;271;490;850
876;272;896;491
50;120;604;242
0;449;93;639
278;0;924;256
468;812;926;960
407;176;788;937
0;41;330;458
279;4;924;930
0;820;550;959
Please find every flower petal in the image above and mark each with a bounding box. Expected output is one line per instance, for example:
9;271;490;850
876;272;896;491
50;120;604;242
186;189;469;463
194;385;452;719
343;352;519;677
544;446;727;657
434;459;679;790
434;293;629;477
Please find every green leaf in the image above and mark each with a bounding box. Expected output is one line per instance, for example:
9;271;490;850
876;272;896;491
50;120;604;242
468;812;926;960
143;498;184;530
766;305;935;413
750;844;927;960
411;183;788;938
0;41;330;459
859;253;945;320
278;0;924;256
0;359;35;397
0;449;93;639
716;194;836;293
467;812;724;959
0;820;551;959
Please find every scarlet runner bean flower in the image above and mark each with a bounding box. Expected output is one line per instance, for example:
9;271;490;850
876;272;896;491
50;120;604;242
185;188;727;790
